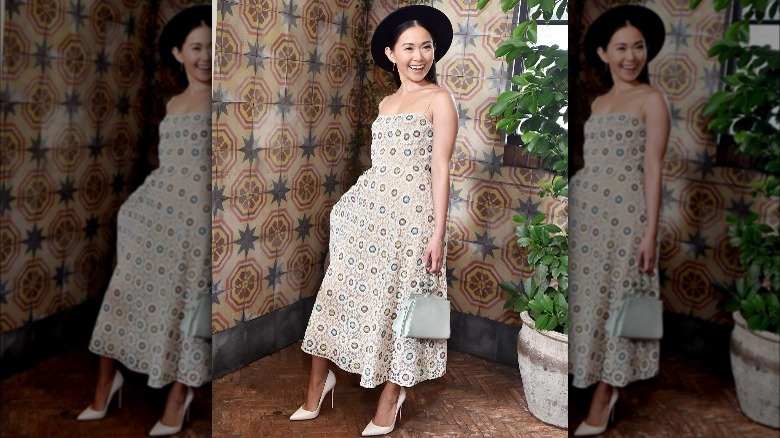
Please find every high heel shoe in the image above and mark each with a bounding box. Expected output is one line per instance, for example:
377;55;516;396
361;387;407;436
290;369;337;421
148;387;194;436
574;387;619;436
77;370;124;420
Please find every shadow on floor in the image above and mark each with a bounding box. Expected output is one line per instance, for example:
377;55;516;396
0;345;211;437
212;341;566;437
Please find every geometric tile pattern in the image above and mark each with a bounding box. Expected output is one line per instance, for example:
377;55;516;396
0;0;209;334
574;1;777;323
212;0;369;331
212;0;559;335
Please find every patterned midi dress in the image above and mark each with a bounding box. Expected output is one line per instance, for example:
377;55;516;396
302;111;448;388
568;113;660;388
89;113;212;389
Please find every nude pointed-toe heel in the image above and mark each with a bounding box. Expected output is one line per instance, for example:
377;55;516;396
573;388;618;436
77;370;124;421
290;369;337;421
361;387;406;436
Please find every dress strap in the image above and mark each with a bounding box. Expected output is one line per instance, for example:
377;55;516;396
378;96;389;112
425;87;443;116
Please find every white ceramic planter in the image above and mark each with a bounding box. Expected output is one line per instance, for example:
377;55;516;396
730;311;780;428
517;311;568;428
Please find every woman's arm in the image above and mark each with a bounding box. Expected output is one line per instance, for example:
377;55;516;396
424;90;458;273
637;88;669;273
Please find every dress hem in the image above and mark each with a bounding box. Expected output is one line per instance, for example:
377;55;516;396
88;345;211;389
300;344;445;389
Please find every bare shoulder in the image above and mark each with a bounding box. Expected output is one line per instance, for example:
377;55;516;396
377;95;389;112
167;91;209;115
165;95;180;112
640;86;669;118
429;87;456;115
590;94;606;113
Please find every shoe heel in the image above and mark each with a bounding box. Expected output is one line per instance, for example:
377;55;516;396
330;388;335;409
118;387;122;409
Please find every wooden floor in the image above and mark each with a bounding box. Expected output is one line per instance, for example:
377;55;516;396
0;345;211;437
2;343;776;437
212;342;564;437
569;350;777;437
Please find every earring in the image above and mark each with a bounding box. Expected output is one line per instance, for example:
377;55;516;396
604;62;608;72
180;62;184;72
392;62;396;72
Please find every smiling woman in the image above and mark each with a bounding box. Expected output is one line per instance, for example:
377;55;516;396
77;5;212;437
290;5;459;437
568;5;669;436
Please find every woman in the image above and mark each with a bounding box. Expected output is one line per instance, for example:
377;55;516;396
290;5;457;436
77;6;212;436
568;5;669;436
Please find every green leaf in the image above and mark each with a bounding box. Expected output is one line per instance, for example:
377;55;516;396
514;20;530;38
539;292;554;313
490;90;522;116
535;314;551;330
554;291;567;309
540;0;555;12
528;298;544;313
556;1;567;19
495;44;513;59
521;131;540;144
702;91;732;116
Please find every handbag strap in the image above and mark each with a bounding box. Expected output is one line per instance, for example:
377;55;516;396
632;273;656;297
421;273;442;296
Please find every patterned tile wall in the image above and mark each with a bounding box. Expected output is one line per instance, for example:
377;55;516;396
212;0;562;335
211;0;367;331
0;0;206;334
574;1;778;323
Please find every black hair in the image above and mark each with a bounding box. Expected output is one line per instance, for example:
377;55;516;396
388;20;438;87
593;20;650;88
158;5;211;85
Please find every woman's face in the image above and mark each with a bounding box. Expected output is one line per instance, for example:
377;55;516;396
385;25;435;83
172;24;212;86
597;24;647;84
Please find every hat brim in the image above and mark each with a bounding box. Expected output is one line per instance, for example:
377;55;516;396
370;5;453;72
583;5;666;66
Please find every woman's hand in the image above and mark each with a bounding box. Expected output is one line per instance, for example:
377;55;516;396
636;233;656;273
423;236;445;273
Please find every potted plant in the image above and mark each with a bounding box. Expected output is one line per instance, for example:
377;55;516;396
692;0;780;428
477;0;569;428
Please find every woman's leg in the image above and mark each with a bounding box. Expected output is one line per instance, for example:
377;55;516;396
372;381;402;427
303;356;331;410
159;381;189;426
90;356;117;410
584;381;615;426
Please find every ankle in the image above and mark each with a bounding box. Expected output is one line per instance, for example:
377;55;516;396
308;373;327;389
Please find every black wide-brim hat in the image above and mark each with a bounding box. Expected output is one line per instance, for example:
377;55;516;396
583;5;666;66
370;5;453;72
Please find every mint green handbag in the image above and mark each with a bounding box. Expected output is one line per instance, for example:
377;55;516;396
392;275;450;340
180;293;212;339
605;276;663;340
